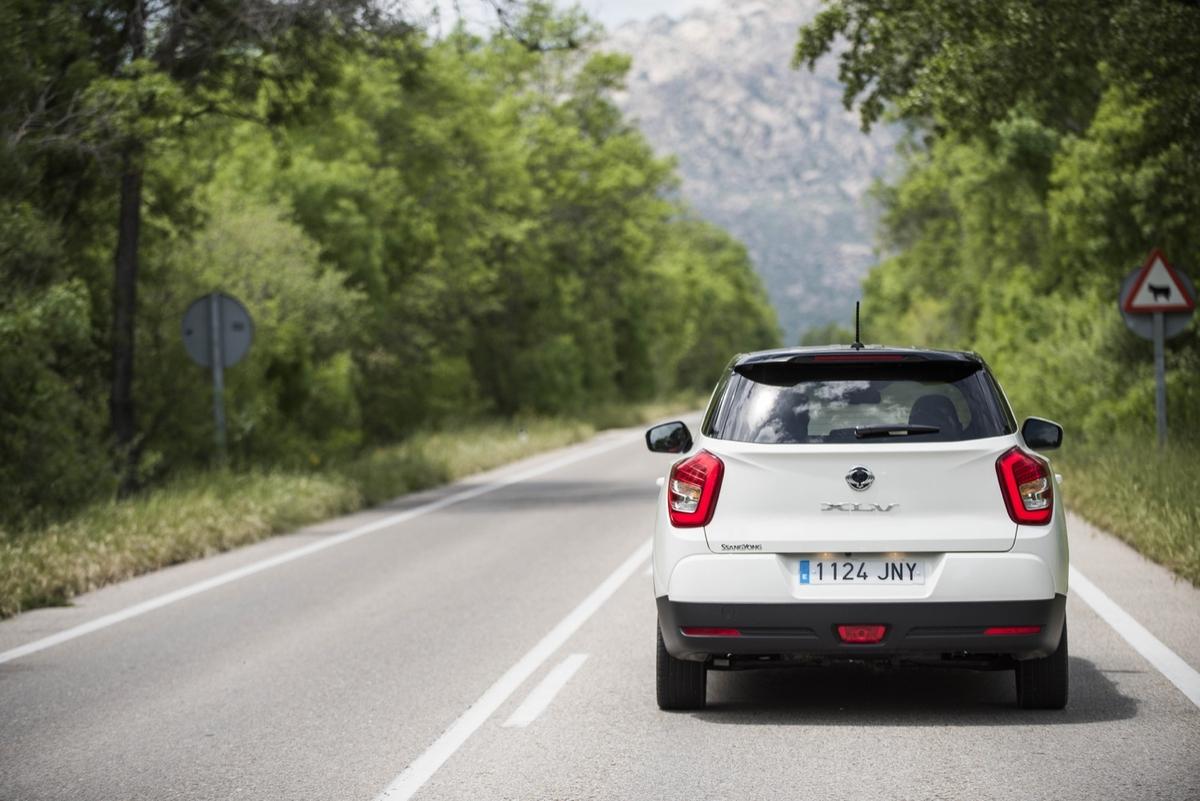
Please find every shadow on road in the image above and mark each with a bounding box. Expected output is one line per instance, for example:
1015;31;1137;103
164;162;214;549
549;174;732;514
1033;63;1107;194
695;657;1136;726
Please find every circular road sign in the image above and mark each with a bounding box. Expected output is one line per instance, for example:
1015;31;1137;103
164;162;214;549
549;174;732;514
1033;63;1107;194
182;292;254;367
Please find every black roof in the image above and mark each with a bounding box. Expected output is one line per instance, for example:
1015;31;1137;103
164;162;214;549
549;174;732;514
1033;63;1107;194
733;344;984;367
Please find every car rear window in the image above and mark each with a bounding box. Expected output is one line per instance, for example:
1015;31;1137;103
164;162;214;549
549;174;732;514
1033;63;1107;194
703;359;1013;444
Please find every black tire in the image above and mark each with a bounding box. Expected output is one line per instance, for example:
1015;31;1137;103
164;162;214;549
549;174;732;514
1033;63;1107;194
657;622;706;710
1015;619;1069;710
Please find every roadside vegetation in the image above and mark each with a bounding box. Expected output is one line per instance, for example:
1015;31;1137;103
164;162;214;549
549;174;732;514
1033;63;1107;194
1;2;772;617
0;397;701;618
1;9;777;530
797;0;1200;583
1055;440;1200;586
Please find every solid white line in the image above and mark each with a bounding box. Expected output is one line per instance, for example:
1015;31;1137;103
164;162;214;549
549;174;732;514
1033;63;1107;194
1070;566;1200;709
502;653;589;728
375;540;651;801
0;434;637;666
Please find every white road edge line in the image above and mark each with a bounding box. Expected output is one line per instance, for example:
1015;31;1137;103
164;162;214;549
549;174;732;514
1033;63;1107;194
1070;566;1200;709
502;653;589;728
375;540;651;801
0;434;637;666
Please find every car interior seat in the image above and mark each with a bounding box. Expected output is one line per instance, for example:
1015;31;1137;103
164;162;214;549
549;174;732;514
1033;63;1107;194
908;394;963;437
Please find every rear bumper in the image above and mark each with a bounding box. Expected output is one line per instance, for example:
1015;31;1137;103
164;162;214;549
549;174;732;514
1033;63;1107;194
660;551;1062;603
657;594;1066;663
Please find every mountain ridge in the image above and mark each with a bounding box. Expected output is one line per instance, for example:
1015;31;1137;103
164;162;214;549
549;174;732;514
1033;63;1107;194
605;0;896;341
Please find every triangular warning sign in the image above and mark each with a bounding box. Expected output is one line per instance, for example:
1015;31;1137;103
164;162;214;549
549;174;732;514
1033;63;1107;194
1123;249;1195;312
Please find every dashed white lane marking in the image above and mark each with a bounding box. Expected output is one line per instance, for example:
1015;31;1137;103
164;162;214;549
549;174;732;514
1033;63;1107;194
374;540;651;801
1070;566;1200;709
0;435;637;667
502;653;589;728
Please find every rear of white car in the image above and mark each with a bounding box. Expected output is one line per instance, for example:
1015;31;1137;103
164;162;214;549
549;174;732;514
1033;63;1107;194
648;346;1069;711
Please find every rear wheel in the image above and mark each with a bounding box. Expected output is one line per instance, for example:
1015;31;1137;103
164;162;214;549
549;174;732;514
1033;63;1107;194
657;622;706;710
1015;619;1069;709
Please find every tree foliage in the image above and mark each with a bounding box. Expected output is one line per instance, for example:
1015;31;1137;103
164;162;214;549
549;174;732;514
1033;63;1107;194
0;3;779;525
797;0;1200;443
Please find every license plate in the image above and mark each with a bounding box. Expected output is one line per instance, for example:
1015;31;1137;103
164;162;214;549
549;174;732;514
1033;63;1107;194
799;559;925;585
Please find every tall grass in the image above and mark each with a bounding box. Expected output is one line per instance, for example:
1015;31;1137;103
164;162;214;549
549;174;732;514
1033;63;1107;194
334;418;596;506
1056;437;1200;585
0;400;701;619
0;472;360;617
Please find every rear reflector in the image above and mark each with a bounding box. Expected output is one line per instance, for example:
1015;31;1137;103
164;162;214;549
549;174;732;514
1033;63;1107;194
837;624;887;644
984;625;1042;636
681;627;741;637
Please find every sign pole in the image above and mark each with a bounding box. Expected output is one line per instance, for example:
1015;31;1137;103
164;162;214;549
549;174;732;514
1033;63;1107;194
1153;311;1167;447
208;292;228;462
1118;249;1194;449
182;291;252;464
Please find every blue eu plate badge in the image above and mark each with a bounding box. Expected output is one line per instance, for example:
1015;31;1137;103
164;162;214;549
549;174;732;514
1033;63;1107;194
799;560;811;584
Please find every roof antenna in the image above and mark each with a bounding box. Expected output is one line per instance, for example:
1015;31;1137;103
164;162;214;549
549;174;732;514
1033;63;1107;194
851;301;865;350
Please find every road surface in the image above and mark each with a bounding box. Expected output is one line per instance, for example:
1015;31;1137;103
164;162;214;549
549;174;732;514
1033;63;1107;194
2;426;1198;800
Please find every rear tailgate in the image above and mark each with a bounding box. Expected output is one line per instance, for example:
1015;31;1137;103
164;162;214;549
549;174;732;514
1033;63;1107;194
702;436;1018;553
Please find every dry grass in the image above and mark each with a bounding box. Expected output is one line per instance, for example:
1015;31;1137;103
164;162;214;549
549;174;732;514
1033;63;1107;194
336;418;597;506
0;472;360;617
0;401;698;618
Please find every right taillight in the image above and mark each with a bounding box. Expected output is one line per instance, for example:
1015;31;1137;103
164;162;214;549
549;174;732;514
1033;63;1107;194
667;450;724;527
995;446;1053;525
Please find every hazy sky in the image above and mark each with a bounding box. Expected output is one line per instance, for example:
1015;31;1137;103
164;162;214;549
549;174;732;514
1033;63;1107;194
424;0;718;33
583;0;718;28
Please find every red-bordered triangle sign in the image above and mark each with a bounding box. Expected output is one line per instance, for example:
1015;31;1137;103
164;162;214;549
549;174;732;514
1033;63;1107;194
1123;249;1195;313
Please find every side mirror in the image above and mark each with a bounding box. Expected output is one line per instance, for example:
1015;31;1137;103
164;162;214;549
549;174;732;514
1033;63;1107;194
646;421;693;454
1021;417;1063;451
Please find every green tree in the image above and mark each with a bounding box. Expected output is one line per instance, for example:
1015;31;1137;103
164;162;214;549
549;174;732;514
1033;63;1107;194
0;1;780;526
1;0;399;490
796;0;1200;440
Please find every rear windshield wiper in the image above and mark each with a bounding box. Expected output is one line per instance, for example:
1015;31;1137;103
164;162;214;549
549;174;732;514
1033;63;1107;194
854;425;940;439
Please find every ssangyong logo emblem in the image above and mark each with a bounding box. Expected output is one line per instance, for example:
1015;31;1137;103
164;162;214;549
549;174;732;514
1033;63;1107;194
845;466;874;491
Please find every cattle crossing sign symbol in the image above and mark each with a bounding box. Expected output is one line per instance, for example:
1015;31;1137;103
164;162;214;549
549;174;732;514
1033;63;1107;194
1122;248;1195;314
1118;249;1196;447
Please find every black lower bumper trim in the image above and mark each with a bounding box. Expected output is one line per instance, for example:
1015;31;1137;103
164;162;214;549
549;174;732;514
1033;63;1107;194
657;595;1066;662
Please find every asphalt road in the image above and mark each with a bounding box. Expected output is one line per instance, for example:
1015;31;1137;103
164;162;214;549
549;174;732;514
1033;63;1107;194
2;427;1198;801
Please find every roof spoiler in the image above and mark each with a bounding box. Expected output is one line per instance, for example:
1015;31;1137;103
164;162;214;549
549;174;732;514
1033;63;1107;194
734;354;982;386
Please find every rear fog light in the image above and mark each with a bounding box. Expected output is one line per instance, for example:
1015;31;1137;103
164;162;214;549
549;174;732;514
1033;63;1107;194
837;624;887;644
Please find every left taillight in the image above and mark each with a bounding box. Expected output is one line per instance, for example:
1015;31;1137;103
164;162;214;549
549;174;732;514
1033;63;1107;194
995;446;1053;525
667;450;724;527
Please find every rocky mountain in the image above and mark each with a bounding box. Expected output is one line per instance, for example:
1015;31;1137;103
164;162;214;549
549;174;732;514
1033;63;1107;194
606;0;896;342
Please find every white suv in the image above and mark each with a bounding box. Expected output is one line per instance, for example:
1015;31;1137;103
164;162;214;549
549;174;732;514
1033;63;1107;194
647;346;1069;710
